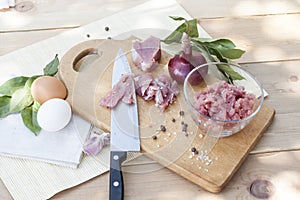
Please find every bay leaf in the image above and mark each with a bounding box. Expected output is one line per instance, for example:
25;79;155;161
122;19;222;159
9;87;33;113
0;76;29;96
43;54;59;76
21;101;41;135
163;17;198;44
0;96;11;118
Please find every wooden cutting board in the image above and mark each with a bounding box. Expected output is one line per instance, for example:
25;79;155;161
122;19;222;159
58;38;275;193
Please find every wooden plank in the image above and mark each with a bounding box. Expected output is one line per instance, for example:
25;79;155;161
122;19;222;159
48;150;300;199
2;13;300;63
1;0;299;32
0;0;148;31
199;14;300;63
243;61;300;114
240;61;300;153
253;113;300;153
178;0;300;18
0;29;68;56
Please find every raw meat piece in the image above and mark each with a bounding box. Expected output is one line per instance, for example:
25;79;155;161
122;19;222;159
134;74;180;111
99;74;135;108
134;73;154;97
132;36;161;72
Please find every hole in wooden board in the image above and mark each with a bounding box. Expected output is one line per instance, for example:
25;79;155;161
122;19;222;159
73;48;102;72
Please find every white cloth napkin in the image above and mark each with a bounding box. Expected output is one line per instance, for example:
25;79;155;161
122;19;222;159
0;114;91;168
0;0;208;199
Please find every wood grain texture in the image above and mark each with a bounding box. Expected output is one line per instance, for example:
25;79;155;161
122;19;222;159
0;29;71;56
0;0;148;31
2;14;300;63
51;150;300;199
58;39;275;193
1;0;299;32
199;14;300;63
1;0;300;199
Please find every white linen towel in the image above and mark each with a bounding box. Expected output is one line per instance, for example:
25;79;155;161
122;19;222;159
0;114;91;168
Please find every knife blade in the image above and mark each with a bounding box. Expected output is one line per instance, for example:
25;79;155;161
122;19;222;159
109;48;140;200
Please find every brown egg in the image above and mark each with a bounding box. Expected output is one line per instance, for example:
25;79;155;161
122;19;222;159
31;76;67;104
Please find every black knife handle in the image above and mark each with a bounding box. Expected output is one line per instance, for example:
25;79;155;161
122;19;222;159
109;151;127;200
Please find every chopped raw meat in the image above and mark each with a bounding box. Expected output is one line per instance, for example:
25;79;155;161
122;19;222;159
99;73;179;111
134;74;180;111
194;81;255;121
132;36;161;72
99;74;135;108
134;73;154;97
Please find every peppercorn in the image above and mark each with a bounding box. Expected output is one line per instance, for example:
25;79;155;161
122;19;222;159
172;118;176;123
182;124;188;132
191;147;196;152
152;135;157;140
105;26;110;31
194;150;199;155
160;125;166;132
179;110;184;116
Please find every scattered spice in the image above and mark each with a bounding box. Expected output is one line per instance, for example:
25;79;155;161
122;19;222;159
86;34;90;38
179;110;184;116
107;37;112;40
172;118;176;123
182;123;188;132
152;135;157;140
160;125;166;132
105;26;110;31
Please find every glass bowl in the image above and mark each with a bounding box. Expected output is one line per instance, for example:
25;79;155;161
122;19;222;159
183;62;264;137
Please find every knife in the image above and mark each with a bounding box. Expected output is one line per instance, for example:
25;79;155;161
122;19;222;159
109;49;140;200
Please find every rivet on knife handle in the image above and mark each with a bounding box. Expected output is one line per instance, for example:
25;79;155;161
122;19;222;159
109;151;127;200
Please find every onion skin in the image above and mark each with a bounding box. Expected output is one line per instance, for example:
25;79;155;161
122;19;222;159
168;52;207;85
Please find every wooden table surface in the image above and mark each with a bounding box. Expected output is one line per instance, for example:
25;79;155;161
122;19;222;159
1;0;300;199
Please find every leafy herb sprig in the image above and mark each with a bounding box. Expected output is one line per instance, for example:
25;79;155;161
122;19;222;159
163;16;245;83
0;55;59;135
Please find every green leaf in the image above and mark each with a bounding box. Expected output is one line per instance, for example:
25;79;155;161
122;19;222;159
0;96;11;118
211;39;236;49
163;30;184;44
43;54;59;76
21;101;41;135
9;87;33;113
192;44;215;62
185;19;198;38
0;76;29;96
25;75;40;89
169;16;186;21
163;18;198;44
207;47;228;62
217;64;245;81
218;48;245;59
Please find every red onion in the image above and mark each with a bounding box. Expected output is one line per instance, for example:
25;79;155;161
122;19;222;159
168;33;207;84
